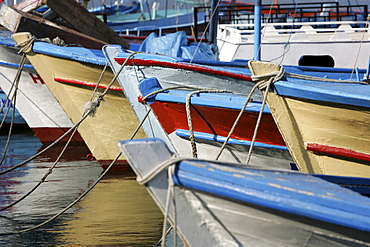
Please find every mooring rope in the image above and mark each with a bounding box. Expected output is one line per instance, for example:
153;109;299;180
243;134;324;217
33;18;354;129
350;14;370;80
0;152;120;236
245;62;285;164
0;39;151;234
215;83;260;161
161;165;177;247
0;127;79;211
185;89;233;158
0;81;154;234
0;54;27;166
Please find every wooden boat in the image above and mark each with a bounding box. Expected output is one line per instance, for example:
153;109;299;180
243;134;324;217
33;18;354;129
104;44;366;170
248;60;370;178
216;4;370;69
118;138;370;246
0;29;85;142
110;38;366;98
12;32;146;171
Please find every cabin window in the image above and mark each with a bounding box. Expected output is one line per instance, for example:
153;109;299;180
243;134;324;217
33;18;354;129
298;55;335;67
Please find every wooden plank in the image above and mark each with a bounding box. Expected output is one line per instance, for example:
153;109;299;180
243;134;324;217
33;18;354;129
13;0;44;12
42;0;130;49
0;5;109;50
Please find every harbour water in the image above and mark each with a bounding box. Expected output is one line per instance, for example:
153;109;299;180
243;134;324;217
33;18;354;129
0;129;164;246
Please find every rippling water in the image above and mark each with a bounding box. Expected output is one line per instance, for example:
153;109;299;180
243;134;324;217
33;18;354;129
0;130;163;246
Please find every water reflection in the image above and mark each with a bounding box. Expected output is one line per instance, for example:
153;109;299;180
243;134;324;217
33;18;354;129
0;130;163;246
58;173;163;246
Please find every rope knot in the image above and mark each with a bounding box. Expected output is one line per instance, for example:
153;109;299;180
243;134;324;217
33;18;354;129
249;61;286;90
83;93;105;117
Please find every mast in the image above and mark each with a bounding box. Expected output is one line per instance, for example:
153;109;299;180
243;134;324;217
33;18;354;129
254;0;261;60
209;0;218;45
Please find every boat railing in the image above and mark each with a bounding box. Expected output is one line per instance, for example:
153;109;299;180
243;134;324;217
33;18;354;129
217;21;370;43
194;2;368;40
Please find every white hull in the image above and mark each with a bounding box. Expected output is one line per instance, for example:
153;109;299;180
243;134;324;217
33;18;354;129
217;21;370;69
0;44;80;143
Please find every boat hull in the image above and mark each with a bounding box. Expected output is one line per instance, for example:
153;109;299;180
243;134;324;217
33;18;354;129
0;43;84;142
105;46;293;170
266;91;370;177
22;50;146;169
118;138;370;246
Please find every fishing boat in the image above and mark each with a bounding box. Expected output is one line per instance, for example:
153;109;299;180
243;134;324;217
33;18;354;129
247;59;370;178
216;2;370;69
12;32;146;171
109;33;366;98
118;138;370;246
104;44;367;170
88;0;209;37
0;29;85;143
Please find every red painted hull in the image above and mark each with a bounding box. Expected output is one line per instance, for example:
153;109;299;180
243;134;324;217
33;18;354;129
150;101;285;147
31;127;85;144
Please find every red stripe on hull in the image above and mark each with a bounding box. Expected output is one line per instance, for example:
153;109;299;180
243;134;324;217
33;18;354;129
54;77;123;91
32;127;85;144
150;101;285;146
114;58;253;82
307;143;370;162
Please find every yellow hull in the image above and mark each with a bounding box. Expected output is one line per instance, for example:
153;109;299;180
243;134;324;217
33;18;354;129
24;52;146;167
266;92;370;177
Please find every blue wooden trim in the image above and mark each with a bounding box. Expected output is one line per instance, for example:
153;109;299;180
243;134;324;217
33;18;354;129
0;61;34;69
274;80;370;108
172;159;370;232
32;42;108;66
175;129;288;151
138;77;270;112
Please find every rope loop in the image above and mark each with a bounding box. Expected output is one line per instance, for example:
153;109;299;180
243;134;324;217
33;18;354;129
82;93;105;117
251;65;286;90
16;36;36;54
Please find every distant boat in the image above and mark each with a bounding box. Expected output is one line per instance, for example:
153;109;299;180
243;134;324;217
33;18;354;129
118;138;370;246
87;0;209;37
216;2;370;69
248;60;370;178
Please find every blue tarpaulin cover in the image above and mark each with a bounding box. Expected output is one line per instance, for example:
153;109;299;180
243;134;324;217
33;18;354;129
139;31;217;60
